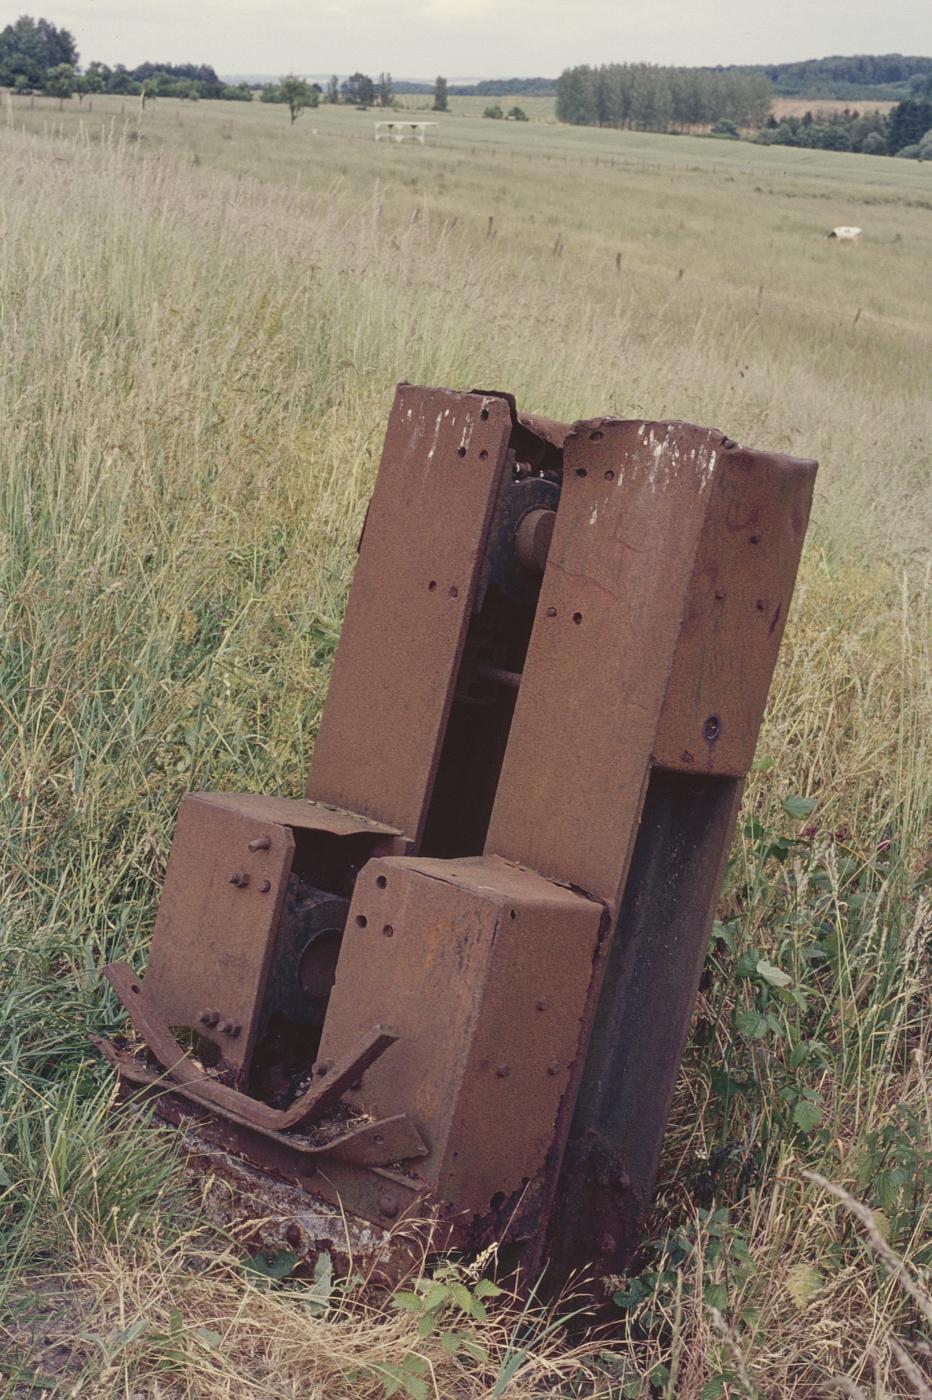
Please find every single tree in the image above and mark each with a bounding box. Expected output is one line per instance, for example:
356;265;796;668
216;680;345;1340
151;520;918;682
341;72;374;106
82;60;108;94
432;75;448;112
278;73;317;125
43;62;75;108
326;73;339;103
378;71;393;107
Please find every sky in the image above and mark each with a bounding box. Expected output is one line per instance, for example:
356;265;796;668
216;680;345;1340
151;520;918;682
21;0;932;78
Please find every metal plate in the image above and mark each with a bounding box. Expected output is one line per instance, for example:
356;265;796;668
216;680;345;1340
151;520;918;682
306;385;514;845
143;795;293;1077
652;443;816;774
316;854;603;1226
191;792;404;841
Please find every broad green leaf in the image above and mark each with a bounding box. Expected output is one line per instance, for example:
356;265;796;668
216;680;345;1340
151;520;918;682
243;1248;298;1280
872;1210;891;1242
422;1282;450;1312
782;794;817;820
784;1262;823;1308
450;1282;476;1316
735;1009;770;1040
391;1291;423;1313
756;958;791;987
792;1099;822;1133
474;1278;504;1298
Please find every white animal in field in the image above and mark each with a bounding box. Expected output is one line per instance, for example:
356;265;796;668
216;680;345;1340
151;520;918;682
827;226;863;240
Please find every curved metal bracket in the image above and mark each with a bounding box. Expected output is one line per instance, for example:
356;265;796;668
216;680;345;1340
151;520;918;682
102;961;415;1142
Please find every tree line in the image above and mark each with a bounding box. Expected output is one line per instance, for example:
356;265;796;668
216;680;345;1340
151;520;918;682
757;98;932;159
724;53;932;100
556;63;772;132
0;16;250;100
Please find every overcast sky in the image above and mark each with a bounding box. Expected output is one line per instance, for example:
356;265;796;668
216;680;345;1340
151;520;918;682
29;0;932;78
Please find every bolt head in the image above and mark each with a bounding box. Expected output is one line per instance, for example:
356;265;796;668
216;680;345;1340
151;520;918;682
495;1064;510;1079
547;1061;561;1076
258;879;271;893
379;1194;399;1219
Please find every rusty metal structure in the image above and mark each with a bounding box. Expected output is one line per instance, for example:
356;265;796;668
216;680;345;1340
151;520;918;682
98;384;816;1285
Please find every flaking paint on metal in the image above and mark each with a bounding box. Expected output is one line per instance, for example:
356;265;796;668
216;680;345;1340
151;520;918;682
306;385;514;844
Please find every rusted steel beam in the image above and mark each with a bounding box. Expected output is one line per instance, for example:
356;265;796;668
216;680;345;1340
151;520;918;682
306;384;516;845
484;417;816;1279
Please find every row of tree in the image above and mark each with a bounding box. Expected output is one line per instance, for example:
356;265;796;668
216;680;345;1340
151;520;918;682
724;53;932;99
755;99;932;158
556;63;772;132
0;18;251;101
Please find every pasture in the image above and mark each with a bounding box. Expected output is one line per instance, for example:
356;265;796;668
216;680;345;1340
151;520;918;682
1;92;930;1397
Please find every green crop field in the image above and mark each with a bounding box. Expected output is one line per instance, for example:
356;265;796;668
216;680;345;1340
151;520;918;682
1;92;930;1398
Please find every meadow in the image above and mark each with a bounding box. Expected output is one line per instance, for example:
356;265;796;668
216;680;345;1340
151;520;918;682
0;93;930;1397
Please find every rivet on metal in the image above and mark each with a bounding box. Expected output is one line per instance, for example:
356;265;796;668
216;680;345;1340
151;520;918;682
248;836;271;852
228;870;249;888
258;879;271;893
496;1064;510;1078
379;1194;399;1218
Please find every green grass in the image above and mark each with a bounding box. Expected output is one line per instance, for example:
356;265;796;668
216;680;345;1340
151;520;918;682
0;95;929;1397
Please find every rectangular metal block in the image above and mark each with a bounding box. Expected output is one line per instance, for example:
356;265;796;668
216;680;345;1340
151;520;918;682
142;794;406;1082
143;794;295;1078
485;419;816;910
306;385;515;844
315;854;604;1228
652;443;816;775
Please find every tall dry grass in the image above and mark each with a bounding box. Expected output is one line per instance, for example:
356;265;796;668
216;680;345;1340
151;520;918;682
0;112;929;1396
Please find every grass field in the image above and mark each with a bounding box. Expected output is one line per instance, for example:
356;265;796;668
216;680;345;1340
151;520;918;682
1;93;930;1397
